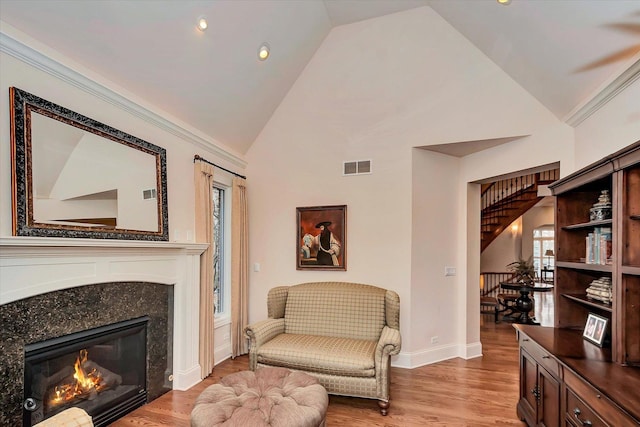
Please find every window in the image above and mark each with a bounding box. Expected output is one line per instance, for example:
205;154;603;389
533;225;554;276
212;185;227;317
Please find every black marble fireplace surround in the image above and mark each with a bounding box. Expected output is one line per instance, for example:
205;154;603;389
0;282;173;426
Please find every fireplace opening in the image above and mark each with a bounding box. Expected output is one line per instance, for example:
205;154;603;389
23;317;149;427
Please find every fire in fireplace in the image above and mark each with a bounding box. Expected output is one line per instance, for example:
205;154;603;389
23;317;149;427
48;348;122;408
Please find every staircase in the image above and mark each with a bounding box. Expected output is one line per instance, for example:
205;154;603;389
481;169;559;252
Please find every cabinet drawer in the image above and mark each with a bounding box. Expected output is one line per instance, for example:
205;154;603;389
564;369;638;427
520;334;559;377
566;388;607;427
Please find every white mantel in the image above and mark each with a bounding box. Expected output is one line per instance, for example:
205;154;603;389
0;236;208;391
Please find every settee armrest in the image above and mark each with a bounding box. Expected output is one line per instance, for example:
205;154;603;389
245;318;285;346
374;326;401;402
244;318;285;370
376;326;401;359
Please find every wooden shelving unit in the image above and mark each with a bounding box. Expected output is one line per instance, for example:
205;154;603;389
555;261;612;272
561;293;613;312
549;141;640;366
512;142;640;426
561;218;612;230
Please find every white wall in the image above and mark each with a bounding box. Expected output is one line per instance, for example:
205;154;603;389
0;28;244;363
574;78;640;168
0;28;245;242
2;5;636;373
410;149;460;363
247;6;575;367
481;217;522;273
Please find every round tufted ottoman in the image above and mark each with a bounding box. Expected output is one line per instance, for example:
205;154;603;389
191;367;328;427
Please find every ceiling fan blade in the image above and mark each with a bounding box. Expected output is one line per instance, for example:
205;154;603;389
603;22;640;35
573;44;640;72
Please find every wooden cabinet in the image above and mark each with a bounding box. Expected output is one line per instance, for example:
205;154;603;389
564;387;607;427
513;142;640;427
515;326;640;427
549;141;640;366
518;334;561;426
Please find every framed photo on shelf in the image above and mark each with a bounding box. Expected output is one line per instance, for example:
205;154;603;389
583;312;608;347
296;205;346;271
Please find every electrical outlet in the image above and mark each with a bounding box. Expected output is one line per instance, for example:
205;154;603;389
445;267;456;276
431;336;439;344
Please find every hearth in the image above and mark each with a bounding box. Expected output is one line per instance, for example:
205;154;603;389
23;317;148;427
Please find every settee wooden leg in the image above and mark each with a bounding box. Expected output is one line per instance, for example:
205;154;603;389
378;400;389;415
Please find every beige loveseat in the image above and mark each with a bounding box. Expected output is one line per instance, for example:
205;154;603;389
244;282;401;415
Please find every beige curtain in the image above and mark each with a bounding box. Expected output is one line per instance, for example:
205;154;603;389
194;161;215;378
231;176;249;357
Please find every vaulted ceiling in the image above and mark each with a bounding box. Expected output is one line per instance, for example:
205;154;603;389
1;0;638;155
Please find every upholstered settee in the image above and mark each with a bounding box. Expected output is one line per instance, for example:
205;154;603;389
244;282;401;415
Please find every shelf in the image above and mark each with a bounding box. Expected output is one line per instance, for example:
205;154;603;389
562;293;613;313
622;266;640;276
561;219;613;230
556;261;612;273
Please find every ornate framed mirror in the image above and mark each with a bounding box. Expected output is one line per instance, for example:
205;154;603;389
10;87;169;240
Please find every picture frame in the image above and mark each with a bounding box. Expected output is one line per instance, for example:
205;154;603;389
297;205;346;271
583;313;608;347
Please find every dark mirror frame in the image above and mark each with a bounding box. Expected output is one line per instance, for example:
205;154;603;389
10;87;169;241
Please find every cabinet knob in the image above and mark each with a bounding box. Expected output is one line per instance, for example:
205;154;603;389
542;355;550;359
573;408;592;427
523;338;529;341
531;387;540;400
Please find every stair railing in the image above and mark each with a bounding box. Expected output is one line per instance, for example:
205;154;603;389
481;169;560;252
480;272;518;299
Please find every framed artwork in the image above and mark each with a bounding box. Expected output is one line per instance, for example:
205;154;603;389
297;205;346;271
583;313;608;347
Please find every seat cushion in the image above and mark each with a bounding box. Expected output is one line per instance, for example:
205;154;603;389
257;334;376;377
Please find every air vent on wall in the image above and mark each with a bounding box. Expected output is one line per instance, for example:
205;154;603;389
143;189;157;200
343;160;372;176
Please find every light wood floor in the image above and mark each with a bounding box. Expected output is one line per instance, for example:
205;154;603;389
112;315;529;427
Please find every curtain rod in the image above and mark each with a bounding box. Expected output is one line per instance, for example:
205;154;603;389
194;154;246;180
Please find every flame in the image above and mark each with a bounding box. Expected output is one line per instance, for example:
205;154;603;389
50;349;104;407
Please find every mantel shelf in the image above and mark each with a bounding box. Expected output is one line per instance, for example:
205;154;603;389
0;237;208;257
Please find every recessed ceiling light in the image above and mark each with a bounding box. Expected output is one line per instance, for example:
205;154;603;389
497;0;512;4
197;16;208;32
258;43;270;61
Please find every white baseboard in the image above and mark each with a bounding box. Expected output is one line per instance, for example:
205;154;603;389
392;340;483;369
461;341;483;360
172;364;202;391
392;343;460;369
214;343;232;366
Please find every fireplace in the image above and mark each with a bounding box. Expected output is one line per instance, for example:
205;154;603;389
0;281;175;426
23;317;149;426
1;240;206;426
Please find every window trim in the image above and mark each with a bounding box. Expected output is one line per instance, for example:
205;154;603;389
533;224;555;275
213;174;232;322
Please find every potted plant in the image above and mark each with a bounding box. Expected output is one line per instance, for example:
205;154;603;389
506;256;536;285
